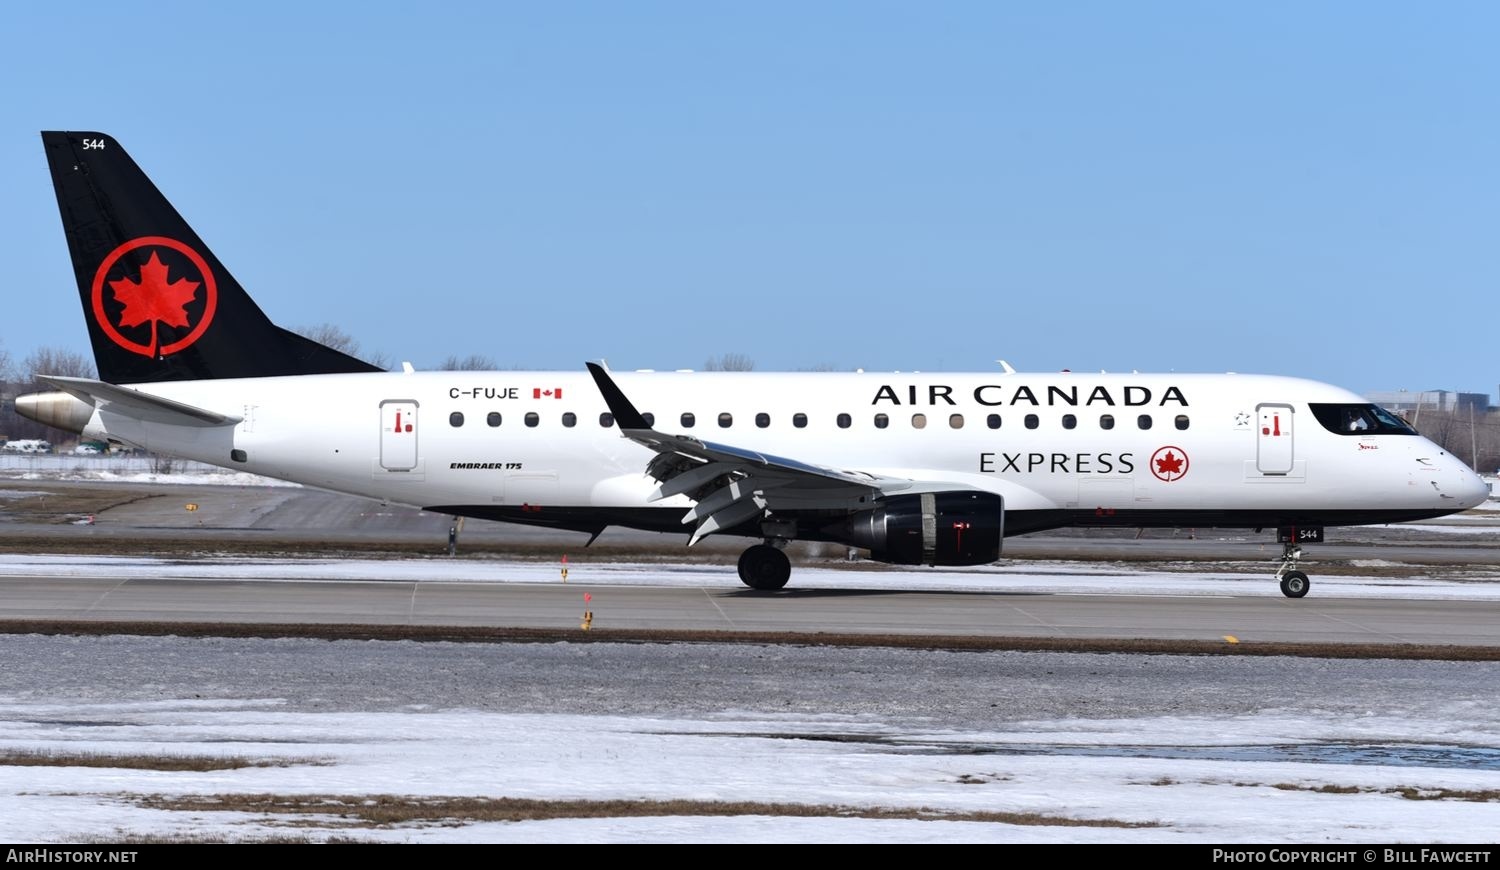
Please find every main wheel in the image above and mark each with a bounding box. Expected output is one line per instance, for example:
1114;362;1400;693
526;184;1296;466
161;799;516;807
737;544;791;591
1279;570;1310;599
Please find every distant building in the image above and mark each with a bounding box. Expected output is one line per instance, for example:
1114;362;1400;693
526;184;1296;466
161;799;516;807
1366;390;1492;415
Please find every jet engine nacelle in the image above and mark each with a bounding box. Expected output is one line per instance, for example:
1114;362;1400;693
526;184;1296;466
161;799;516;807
840;491;1004;566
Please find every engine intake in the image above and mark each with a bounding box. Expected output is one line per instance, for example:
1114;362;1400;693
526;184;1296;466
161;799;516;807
841;491;1003;566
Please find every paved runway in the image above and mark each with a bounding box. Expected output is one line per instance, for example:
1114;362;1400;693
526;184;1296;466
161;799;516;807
4;572;1499;647
3;478;1498;651
3;480;1498;565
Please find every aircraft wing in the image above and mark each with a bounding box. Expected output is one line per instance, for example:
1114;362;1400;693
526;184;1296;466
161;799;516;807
39;376;242;428
587;363;966;544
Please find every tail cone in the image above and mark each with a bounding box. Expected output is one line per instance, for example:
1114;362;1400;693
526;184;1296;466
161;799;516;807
15;390;95;435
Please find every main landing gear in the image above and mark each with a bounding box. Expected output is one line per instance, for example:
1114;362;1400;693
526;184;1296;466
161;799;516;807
1275;541;1311;599
738;541;791;591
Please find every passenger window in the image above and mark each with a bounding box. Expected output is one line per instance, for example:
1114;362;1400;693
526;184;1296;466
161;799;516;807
600;413;614;428
681;412;696;428
756;413;770;428
837;413;851;429
1100;414;1114;430
911;413;927;429
1138;415;1153;430
642;412;655;427
562;412;577;428
949;414;964;429
525;412;539;428
793;413;808;429
1174;414;1189;431
1024;414;1039;430
986;414;1001;429
1062;414;1077;430
718;413;733;428
449;412;464;427
486;412;501;428
874;413;889;429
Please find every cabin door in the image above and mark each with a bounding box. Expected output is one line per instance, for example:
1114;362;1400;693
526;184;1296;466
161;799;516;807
1255;403;1294;474
380;400;419;471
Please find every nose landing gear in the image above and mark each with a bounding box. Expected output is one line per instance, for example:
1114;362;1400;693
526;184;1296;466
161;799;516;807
1273;526;1322;598
1277;557;1310;598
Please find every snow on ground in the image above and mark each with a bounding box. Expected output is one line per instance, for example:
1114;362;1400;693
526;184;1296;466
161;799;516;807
0;455;297;487
0;700;1496;843
1408;517;1500;528
1;553;1498;599
16;469;302;487
0;490;51;500
0;472;1492;841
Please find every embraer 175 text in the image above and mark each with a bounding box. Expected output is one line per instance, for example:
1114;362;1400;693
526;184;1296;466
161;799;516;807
19;132;1490;597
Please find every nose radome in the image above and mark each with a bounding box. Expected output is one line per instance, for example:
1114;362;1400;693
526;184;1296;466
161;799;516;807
1458;466;1493;510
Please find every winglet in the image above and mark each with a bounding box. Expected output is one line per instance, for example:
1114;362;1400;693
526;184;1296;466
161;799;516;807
586;362;650;430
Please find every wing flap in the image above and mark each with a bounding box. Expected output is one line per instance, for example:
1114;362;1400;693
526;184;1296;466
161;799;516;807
688;495;769;546
588;363;897;489
650;461;733;502
588;362;904;541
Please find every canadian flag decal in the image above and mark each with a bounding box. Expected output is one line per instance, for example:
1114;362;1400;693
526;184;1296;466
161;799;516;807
533;387;563;399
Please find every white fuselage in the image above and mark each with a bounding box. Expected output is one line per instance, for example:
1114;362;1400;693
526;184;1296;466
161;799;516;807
75;370;1489;536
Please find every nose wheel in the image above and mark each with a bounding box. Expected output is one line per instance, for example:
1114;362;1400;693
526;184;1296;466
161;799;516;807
738;543;791;591
1275;542;1311;598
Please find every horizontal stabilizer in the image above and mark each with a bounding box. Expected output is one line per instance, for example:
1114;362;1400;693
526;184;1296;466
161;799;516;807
39;376;242;428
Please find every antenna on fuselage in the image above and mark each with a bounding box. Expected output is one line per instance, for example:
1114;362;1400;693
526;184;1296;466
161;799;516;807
996;360;1016;375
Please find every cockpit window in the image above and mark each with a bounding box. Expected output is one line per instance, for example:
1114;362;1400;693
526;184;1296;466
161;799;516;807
1309;403;1417;436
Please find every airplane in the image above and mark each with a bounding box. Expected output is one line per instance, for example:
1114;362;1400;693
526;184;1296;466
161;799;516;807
18;131;1490;598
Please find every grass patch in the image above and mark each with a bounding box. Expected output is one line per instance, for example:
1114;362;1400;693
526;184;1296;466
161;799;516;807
953;773;1011;785
79;832;368;844
1258;783;1500;802
79;828;369;840
126;793;1160;828
0;489;156;524
4;618;1498;661
1274;783;1362;795
1;750;314;772
1385;786;1500;802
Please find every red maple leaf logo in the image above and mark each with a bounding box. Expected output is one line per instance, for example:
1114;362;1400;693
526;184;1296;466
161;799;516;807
1154;451;1184;476
108;251;201;357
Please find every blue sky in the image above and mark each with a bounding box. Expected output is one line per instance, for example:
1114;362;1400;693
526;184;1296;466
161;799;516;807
2;2;1495;396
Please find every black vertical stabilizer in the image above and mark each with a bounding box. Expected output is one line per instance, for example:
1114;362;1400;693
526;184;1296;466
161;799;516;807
40;131;383;383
